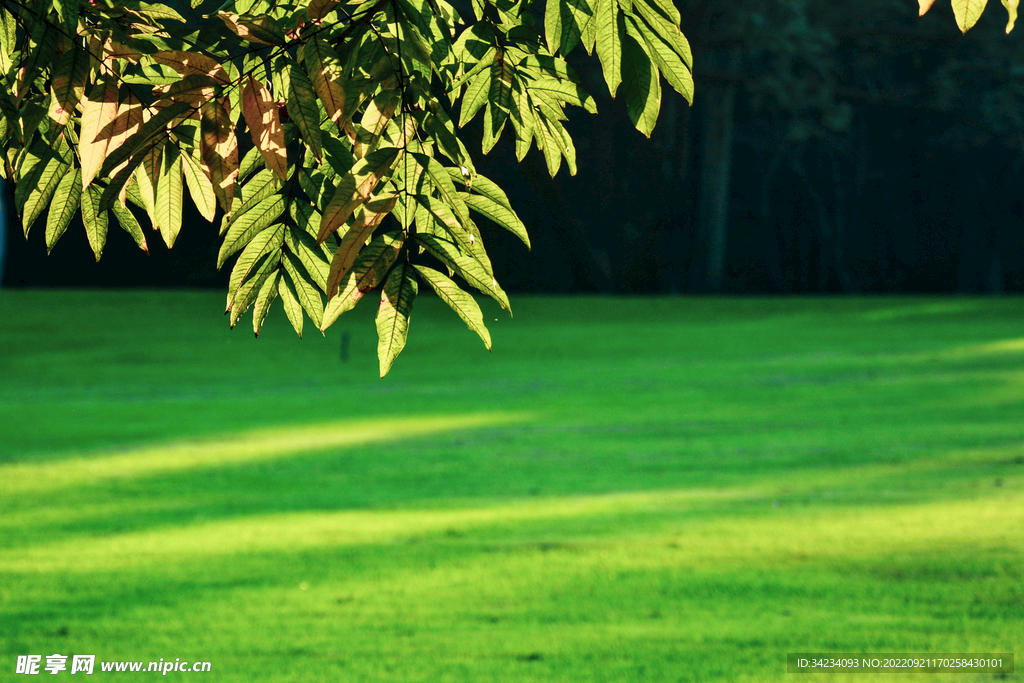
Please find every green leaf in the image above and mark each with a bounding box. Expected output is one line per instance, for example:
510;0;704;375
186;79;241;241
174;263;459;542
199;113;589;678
410;152;470;226
229;254;280;328
319;147;401;243
620;29;660;137
18;21;57;103
0;88;21;143
97;140;160;213
228;223;285;310
414;233;510;311
283;252;324;329
450;47;496;91
595;0;624;97
414;264;491;350
21;146;71;237
460;69;492;128
321;232;403;330
278;273;305;337
641;0;680;24
125;1;186;22
55;0;81;33
111;201;149;254
628;14;693;101
0;9;18;74
510;83;535;161
181;149;218;222
534;111;562;176
546;0;594;55
526;77;597;113
632;0;692;67
49;46;91;127
218;11;286;44
156;144;184;248
227;169;282;230
376;261;418;377
461;192;530;249
545;0;564;55
45;168;82;254
99;101;194;180
304;38;347;130
581;0;600;53
416;194;488;270
485;57;514;151
287;59;324;161
284;227;331;291
81;185;109;262
218;194;286;268
253;270;280;337
953;0;990;31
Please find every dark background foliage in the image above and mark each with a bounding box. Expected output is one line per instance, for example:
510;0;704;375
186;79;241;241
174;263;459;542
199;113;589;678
4;0;1024;293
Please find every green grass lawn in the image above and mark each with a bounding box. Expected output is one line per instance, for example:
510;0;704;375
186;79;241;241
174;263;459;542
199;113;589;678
1;291;1021;682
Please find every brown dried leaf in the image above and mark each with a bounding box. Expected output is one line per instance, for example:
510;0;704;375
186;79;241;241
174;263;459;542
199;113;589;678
326;195;398;297
200;98;239;212
80;75;120;187
318;147;401;244
242;75;287;181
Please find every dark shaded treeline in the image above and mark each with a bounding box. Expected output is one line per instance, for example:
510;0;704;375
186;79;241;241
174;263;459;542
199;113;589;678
4;0;1024;292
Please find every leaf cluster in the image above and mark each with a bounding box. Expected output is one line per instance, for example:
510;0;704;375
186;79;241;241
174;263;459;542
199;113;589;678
919;0;1018;33
0;0;691;376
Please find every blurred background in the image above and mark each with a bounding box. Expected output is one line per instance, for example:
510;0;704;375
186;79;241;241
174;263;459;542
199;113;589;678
3;0;1024;294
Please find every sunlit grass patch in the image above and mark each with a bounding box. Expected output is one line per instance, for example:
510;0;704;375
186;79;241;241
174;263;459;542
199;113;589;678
0;413;524;495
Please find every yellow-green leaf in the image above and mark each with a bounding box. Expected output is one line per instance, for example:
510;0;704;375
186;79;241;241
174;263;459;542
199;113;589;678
218;11;286;44
218;194;286;268
1002;0;1018;31
595;0;623;97
49;46;91;127
45;167;81;253
620;29;660;137
21;147;70;237
81;185;109;262
278;273;304;337
304;38;347;131
413;264;491;350
152;50;230;84
181;149;218;222
414;233;510;311
156;144;184;248
321;232;403;330
318;147;401;243
111;201;149;253
283;252;324;329
376;261;418;377
953;0;990;31
326;196;397;297
253;269;280;337
287;60;324;161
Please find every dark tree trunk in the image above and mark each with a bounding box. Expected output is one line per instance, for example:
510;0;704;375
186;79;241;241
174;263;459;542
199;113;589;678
692;48;738;293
